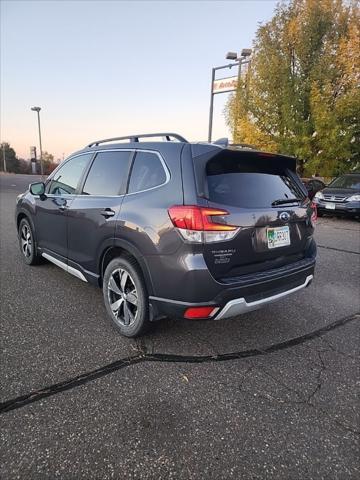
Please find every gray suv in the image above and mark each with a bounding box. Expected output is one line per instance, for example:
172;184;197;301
16;133;317;337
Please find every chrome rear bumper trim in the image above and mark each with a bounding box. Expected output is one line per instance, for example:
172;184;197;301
215;275;313;320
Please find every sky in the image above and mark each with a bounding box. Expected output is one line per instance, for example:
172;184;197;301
0;0;278;160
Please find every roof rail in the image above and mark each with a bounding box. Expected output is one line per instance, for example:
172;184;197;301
87;132;188;148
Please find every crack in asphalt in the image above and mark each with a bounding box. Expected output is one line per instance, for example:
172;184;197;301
244;366;360;436
319;336;358;360
305;350;326;404
261;365;305;400
0;313;358;415
240;354;359;436
318;245;360;255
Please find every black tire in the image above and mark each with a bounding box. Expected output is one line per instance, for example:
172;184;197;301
18;217;42;265
103;256;150;337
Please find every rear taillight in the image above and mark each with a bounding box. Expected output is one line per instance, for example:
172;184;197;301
311;202;317;225
168;205;239;243
168;206;236;231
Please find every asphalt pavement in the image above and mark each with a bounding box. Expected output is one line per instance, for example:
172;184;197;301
1;173;359;479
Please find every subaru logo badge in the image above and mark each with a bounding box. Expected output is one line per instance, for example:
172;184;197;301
280;212;290;222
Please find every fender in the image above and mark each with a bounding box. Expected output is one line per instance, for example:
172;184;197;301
100;238;155;296
16;205;36;236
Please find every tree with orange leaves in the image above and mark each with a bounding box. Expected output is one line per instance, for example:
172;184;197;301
225;0;359;176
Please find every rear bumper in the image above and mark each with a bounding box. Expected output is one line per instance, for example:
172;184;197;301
315;199;360;215
149;257;316;321
215;275;313;319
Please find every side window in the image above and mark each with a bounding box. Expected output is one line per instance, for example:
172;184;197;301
48;154;92;195
128;151;167;194
82;151;130;196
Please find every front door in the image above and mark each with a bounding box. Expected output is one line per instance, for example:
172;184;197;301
34;153;93;259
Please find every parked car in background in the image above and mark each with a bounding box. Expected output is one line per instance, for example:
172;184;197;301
313;173;360;218
302;178;326;200
16;133;317;337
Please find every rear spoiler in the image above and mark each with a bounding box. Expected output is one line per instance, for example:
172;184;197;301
191;146;300;199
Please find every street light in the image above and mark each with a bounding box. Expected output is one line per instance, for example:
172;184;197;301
208;49;252;142
226;51;238;60
241;48;252;58
31;106;43;176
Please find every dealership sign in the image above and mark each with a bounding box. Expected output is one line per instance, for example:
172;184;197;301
212;76;238;94
30;146;37;160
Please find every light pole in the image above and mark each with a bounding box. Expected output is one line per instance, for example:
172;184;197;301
208;49;252;143
232;49;252;143
1;143;6;172
31;106;43;176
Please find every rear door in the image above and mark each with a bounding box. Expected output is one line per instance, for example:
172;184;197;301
66;150;133;275
199;150;313;280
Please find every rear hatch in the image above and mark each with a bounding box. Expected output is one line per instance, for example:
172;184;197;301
193;148;313;281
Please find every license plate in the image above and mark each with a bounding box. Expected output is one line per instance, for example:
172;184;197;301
267;226;290;249
325;203;336;210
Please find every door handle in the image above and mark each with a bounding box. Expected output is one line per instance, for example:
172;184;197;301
100;208;115;218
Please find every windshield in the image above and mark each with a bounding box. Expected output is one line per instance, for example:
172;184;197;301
329;175;360;190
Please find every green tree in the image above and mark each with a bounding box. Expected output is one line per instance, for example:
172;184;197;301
225;0;360;176
18;159;31;174
0;143;19;173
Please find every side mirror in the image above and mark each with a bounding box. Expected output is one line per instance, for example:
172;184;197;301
29;182;46;199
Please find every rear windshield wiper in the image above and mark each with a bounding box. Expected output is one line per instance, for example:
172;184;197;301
271;198;303;206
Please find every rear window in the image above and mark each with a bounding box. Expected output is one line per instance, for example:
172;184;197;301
206;155;304;208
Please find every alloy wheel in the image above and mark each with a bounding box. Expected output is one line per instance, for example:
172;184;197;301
107;268;138;326
20;224;32;258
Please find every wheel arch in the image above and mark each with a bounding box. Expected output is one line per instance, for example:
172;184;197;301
16;209;36;235
99;240;154;295
16;211;29;230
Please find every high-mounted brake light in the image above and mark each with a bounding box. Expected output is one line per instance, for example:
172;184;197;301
168;205;239;243
258;152;276;158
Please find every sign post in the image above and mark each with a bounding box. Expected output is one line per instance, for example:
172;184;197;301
30;146;37;174
212;76;238;94
207;56;251;143
208;63;240;143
